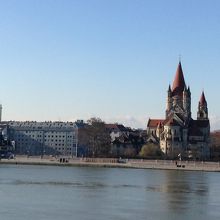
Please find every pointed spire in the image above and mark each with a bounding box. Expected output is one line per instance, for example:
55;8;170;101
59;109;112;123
200;91;207;105
172;62;186;96
188;85;190;92
168;84;171;92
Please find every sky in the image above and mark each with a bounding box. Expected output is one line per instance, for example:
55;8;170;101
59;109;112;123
0;0;220;130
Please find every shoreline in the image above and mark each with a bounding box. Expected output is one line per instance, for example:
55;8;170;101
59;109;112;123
1;156;220;172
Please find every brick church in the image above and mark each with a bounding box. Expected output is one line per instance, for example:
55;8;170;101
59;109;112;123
147;62;210;159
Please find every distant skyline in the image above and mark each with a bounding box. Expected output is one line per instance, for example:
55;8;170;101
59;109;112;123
0;0;220;130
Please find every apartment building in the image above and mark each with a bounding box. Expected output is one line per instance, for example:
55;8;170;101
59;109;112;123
7;121;78;156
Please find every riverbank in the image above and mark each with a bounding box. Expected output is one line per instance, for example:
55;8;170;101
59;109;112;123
1;156;220;172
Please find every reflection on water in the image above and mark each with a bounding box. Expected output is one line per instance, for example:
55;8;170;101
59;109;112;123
164;171;208;212
5;180;139;189
0;165;219;220
145;170;210;219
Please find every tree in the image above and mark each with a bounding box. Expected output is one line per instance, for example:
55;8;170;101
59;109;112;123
123;147;137;158
139;143;163;158
85;118;111;157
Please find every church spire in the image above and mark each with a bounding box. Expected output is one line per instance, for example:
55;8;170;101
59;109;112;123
199;91;207;106
197;91;208;120
168;84;171;92
172;62;186;96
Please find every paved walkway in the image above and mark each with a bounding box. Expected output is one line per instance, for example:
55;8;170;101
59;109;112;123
1;156;220;172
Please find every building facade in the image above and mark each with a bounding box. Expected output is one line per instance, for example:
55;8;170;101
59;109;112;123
6;121;78;156
147;62;210;159
0;123;14;158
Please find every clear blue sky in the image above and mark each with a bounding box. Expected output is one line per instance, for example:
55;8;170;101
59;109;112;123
0;0;220;129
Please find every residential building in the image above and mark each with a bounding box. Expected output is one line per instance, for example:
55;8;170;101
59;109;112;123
105;124;128;142
6;121;78;156
106;124;145;157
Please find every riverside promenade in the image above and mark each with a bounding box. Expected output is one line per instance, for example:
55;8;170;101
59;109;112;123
1;155;220;172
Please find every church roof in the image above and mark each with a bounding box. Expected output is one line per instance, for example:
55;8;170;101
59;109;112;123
147;119;164;127
164;117;180;126
175;113;185;122
172;62;186;96
189;127;203;137
189;119;209;128
188;119;209;137
105;124;127;131
199;91;207;105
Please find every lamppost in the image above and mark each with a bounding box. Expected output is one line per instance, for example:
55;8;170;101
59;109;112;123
75;142;78;158
75;127;78;157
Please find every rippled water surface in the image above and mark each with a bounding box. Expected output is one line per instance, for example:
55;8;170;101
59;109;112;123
0;164;220;220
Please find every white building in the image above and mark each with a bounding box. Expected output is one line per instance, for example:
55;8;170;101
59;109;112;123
7;121;78;156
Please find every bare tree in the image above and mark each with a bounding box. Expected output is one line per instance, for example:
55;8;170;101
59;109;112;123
85;118;111;157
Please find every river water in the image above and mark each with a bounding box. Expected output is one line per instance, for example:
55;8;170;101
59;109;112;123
0;165;220;220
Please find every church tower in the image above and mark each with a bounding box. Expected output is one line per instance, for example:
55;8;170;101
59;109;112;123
183;85;191;118
147;61;210;159
197;91;208;120
165;62;191;120
166;85;172;118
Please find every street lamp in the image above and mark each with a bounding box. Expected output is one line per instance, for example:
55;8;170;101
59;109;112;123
75;128;78;157
72;126;78;158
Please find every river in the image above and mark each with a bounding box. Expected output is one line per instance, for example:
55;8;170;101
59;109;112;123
0;164;219;220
